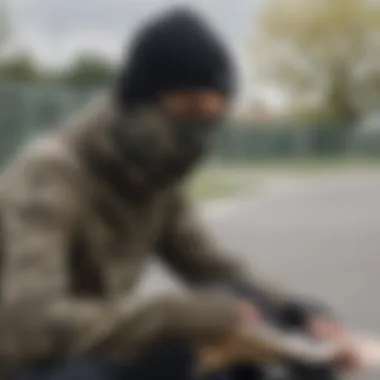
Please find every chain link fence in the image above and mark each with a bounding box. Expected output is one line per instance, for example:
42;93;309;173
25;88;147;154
0;81;379;167
0;81;93;165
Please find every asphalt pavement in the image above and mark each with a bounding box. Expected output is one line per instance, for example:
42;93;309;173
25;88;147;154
139;169;380;379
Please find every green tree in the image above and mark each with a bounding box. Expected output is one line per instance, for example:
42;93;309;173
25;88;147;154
59;52;117;89
0;52;39;82
248;0;380;124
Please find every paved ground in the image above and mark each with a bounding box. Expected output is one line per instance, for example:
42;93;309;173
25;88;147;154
139;169;380;379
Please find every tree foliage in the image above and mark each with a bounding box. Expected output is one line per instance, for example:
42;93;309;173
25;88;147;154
249;0;380;124
0;51;117;89
58;52;117;89
0;52;39;82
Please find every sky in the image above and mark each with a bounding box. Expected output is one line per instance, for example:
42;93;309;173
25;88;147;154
6;0;285;109
8;0;263;68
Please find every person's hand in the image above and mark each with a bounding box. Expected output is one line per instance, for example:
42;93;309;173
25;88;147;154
307;315;362;372
199;300;263;373
308;315;344;340
235;299;262;324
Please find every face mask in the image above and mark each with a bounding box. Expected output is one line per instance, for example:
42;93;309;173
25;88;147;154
113;107;224;186
157;116;223;181
171;116;222;156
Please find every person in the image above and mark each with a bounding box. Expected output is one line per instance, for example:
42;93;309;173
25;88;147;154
0;7;356;380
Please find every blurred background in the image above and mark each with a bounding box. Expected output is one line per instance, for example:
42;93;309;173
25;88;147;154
1;2;380;377
1;0;380;200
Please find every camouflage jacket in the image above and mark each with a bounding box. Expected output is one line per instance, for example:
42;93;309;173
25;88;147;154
0;95;288;372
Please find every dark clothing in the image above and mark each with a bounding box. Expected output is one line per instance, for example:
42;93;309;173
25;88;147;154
12;348;336;380
0;95;291;371
0;6;328;376
11;343;204;380
115;8;236;107
12;342;257;380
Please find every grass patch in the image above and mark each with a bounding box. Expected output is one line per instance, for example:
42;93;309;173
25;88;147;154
254;157;380;173
188;166;257;202
213;157;380;177
187;157;380;201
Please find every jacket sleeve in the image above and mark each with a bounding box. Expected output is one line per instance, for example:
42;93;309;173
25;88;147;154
0;157;241;370
155;190;293;312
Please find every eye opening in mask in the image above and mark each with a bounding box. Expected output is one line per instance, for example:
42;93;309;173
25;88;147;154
159;90;230;121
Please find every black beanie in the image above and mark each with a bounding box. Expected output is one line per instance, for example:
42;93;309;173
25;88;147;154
115;7;236;106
